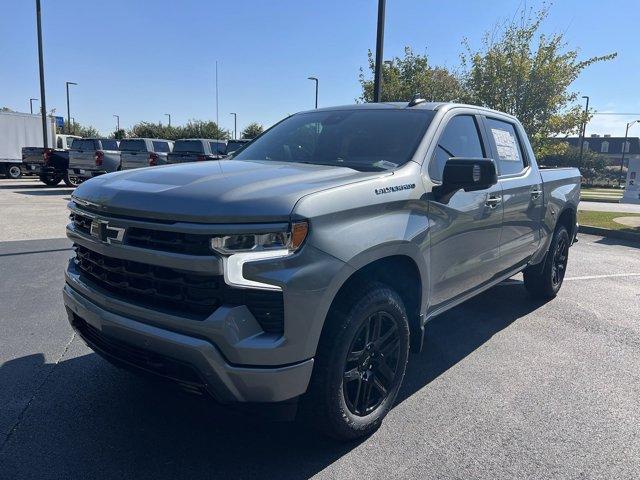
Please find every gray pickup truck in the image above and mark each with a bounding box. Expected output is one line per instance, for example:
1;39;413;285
63;102;580;440
67;138;120;184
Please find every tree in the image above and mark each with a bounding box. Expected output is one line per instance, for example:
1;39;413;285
128;120;229;141
181;120;229;140
241;122;264;139
460;6;616;157
65;121;100;138
359;47;464;103
539;145;606;185
1;107;16;112
113;129;126;140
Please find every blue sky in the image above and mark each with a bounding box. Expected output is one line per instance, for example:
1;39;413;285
1;0;638;137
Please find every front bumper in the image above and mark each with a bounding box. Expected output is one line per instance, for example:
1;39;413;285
63;283;314;403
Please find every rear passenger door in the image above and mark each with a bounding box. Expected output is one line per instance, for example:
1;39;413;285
482;116;544;273
427;113;504;309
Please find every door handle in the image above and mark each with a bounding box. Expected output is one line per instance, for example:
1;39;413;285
485;194;502;208
530;187;543;200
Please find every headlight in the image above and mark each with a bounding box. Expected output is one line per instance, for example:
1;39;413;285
210;221;308;255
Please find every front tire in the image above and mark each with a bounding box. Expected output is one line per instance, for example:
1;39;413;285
303;283;410;440
523;225;570;299
63;172;79;188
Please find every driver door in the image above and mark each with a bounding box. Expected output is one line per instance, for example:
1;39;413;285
427;114;504;311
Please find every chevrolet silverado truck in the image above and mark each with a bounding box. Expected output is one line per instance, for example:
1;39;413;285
63;102;580;440
22;134;82;186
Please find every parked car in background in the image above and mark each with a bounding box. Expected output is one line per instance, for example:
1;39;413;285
22;134;82;186
65;102;580;440
119;138;174;169
67;138;120;184
0;111;56;179
166;138;226;164
225;139;251;155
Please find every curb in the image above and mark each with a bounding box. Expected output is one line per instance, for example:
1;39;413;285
578;225;640;243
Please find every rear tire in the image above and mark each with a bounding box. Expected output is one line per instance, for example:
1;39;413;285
39;174;62;186
302;283;410;440
523;225;570;299
6;165;22;179
63;172;79;188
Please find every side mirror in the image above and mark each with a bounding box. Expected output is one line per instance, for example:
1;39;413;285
433;158;498;200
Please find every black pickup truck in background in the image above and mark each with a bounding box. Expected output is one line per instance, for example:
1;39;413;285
22;134;82;187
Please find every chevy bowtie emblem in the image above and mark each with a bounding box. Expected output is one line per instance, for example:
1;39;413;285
90;219;125;244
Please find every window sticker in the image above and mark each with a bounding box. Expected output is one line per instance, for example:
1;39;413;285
491;128;520;162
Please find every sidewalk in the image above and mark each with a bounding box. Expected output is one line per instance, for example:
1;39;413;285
578;201;640;213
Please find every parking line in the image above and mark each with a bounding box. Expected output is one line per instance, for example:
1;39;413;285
565;273;640;281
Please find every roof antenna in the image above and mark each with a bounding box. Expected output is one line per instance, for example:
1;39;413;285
408;93;426;107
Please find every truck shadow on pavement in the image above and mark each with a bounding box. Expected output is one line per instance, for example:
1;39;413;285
0;282;546;479
16;189;75;196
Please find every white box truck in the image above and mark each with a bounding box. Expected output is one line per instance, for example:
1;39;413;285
0;111;56;179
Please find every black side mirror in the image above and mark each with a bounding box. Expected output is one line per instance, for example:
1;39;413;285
434;158;498;200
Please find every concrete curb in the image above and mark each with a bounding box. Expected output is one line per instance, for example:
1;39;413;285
578;225;640;243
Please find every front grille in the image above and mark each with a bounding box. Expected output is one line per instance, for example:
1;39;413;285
71;313;205;393
70;212;92;235
73;244;284;333
126;227;212;255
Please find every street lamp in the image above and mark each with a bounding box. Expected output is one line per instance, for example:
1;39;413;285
578;95;589;168
620;120;640;187
230;112;237;140
29;98;38;114
307;77;319;109
66;81;77;134
164;113;171;127
113;114;120;132
372;0;386;102
35;0;48;148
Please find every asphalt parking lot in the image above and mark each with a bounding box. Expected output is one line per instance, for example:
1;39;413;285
1;177;639;479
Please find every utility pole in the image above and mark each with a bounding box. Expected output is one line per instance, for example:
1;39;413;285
35;0;48;148
215;61;219;127
164;113;171;127
29;98;38;114
620;120;640;187
307;77;319;108
113;114;120;132
66;81;77;134
230;112;237;140
578;95;589;168
372;0;386;102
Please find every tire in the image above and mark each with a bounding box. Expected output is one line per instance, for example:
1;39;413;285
302;282;410;440
39;174;62;186
63;172;79;188
523;225;570;299
6;165;22;179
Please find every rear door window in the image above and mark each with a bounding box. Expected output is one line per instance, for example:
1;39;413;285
152;141;170;153
430;115;485;181
485;118;526;176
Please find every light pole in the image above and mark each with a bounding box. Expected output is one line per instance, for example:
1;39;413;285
29;98;38;114
620;120;640;187
578;95;589;168
307;77;319;109
113;114;120;132
230;112;237;140
35;0;48;148
372;0;386;102
164;113;171;127
66;81;77;135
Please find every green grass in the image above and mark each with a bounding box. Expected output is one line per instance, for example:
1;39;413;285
578;210;640;233
581;187;624;203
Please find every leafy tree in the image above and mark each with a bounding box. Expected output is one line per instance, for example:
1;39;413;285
1;106;16;112
181;120;229;140
241;122;264;139
539;145;606;185
65;121;100;138
460;6;616;157
128;120;229;141
359;47;464;103
113;129;126;140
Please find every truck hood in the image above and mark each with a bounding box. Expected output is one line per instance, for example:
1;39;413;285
71;159;384;223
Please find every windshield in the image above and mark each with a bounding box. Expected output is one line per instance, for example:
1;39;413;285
119;139;147;152
232;109;435;171
174;140;204;153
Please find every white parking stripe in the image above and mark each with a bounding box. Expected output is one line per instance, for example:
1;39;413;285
565;273;640;281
